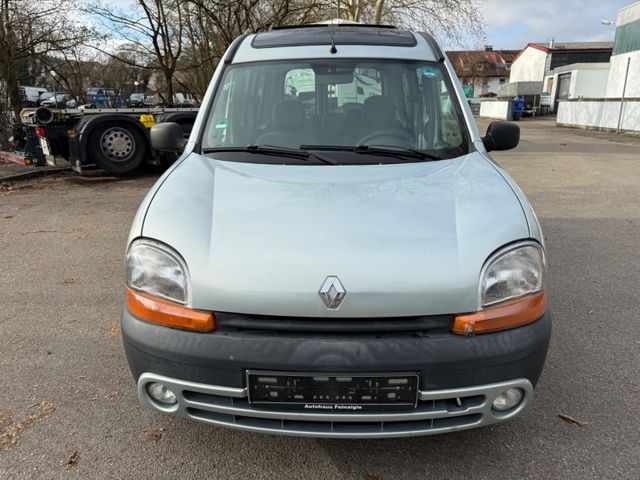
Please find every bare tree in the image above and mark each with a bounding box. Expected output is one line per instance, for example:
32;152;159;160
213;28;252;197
339;0;484;44
0;0;92;115
88;0;185;102
176;0;325;97
39;47;102;102
87;0;484;103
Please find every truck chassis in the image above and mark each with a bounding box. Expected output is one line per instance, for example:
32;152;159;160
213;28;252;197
2;107;198;174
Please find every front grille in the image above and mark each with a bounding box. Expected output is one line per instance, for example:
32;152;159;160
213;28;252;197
137;373;534;438
215;312;451;335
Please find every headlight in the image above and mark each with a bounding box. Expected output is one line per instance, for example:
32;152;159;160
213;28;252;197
126;239;190;305
452;241;547;335
480;242;545;307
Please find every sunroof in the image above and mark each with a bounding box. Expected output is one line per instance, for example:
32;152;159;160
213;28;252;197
251;27;417;49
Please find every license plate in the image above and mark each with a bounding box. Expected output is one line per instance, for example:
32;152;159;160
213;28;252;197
39;137;51;156
247;371;419;411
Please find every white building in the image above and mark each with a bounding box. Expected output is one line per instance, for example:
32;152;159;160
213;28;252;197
557;1;640;133
506;41;613;111
510;41;613;84
606;2;640;98
544;63;611;112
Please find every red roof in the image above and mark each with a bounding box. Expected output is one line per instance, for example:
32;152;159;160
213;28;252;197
446;49;519;78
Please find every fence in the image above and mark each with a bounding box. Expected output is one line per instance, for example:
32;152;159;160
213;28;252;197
557;98;640;134
479;100;512;121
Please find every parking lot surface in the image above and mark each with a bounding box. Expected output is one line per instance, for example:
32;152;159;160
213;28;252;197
1;118;639;479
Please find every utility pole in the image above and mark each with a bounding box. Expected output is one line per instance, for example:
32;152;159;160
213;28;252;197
616;57;630;134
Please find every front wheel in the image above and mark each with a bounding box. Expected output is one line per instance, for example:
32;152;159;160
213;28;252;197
88;122;146;174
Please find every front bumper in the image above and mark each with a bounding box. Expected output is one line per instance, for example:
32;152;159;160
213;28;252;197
122;309;551;438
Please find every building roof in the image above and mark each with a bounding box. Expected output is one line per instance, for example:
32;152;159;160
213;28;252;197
551;62;611;74
512;41;614;64
532;41;614;51
446;49;519;77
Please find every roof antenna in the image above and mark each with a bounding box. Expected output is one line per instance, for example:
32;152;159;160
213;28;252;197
330;0;338;54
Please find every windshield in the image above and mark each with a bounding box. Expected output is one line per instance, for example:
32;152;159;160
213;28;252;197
202;59;469;162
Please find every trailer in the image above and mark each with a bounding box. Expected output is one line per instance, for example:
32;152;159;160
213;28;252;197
1;106;198;174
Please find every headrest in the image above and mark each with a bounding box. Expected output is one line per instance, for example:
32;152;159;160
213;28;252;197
273;99;305;131
342;103;362;124
323;113;343;134
362;96;396;127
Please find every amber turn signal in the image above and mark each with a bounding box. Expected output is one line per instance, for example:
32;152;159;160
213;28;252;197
452;292;546;335
125;287;215;332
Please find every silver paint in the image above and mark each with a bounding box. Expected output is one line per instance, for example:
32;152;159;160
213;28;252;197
129;29;544;317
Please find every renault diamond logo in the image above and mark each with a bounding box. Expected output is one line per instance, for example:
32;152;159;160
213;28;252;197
319;276;346;309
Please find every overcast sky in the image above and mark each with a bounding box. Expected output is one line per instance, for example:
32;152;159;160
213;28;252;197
479;0;630;49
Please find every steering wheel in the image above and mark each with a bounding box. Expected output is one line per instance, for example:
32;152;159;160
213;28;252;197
357;130;415;148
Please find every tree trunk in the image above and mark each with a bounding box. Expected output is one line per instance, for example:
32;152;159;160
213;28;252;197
373;0;385;25
165;69;174;104
5;61;21;117
1;1;21;117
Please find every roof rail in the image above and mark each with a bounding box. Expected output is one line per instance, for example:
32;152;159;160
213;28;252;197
224;33;249;64
272;22;397;31
419;32;445;62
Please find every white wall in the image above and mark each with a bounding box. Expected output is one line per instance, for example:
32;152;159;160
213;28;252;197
544;66;610;112
466;77;508;97
509;47;548;83
479;100;511;120
618;0;640;25
605;52;640;98
606;2;640;98
557;100;640;132
571;69;610;98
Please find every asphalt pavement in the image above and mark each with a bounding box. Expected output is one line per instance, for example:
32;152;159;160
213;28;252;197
1;118;639;479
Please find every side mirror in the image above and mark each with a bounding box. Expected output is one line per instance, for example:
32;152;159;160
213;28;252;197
482;121;520;152
151;122;187;153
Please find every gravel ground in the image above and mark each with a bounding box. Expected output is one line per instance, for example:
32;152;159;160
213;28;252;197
0;118;639;479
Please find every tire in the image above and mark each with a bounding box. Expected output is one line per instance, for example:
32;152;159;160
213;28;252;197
88;122;146;174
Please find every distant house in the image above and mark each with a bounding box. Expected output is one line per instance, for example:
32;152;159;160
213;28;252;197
504;41;614;112
447;47;519;98
510;41;612;88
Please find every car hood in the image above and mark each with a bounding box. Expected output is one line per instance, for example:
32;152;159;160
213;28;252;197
142;152;529;317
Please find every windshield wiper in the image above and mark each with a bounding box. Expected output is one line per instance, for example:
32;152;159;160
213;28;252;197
202;145;336;165
300;144;443;161
353;145;443;161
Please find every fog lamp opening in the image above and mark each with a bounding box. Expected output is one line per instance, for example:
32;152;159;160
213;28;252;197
492;388;524;412
146;382;178;405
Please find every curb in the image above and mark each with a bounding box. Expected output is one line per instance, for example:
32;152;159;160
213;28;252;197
0;167;71;183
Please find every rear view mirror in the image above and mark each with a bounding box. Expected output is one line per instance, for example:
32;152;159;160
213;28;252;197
151;122;187;153
316;73;354;85
482;121;520;152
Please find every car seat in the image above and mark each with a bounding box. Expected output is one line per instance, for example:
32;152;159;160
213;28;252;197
255;99;310;148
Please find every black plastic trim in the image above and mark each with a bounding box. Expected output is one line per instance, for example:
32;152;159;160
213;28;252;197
272;23;397;30
122;308;551;391
224;34;248;64
215;312;450;334
419;32;445;62
251;28;417;49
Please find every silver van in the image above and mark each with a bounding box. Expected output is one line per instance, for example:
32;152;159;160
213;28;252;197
122;24;550;438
